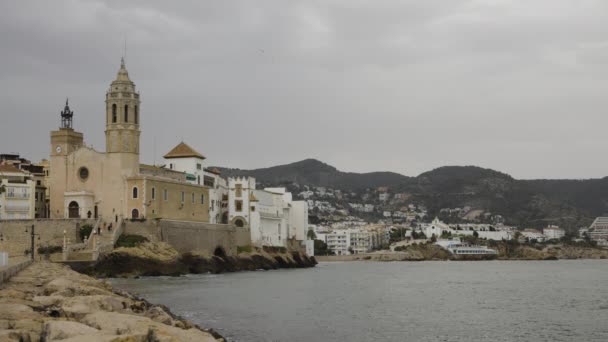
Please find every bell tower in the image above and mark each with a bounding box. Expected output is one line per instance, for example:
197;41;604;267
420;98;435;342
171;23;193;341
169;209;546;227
105;58;141;155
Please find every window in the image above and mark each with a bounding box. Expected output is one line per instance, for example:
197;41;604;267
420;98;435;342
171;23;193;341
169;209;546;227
36;180;41;186
124;105;129;122
151;187;156;200
134;105;138;124
192;192;195;204
78;167;89;181
235;184;242;197
235;200;243;212
181;191;185;203
201;194;205;204
251;206;255;212
132;187;138;199
163;189;168;201
169;163;173;170
196;163;202;170
112;104;117;123
211;199;214;210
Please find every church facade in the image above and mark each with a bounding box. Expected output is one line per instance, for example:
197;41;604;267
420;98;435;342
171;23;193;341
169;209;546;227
49;59;209;222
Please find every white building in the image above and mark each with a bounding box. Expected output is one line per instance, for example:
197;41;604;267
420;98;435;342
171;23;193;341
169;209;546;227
420;218;513;241
543;225;565;240
521;229;545;242
325;226;388;255
0;164;36;219
587;217;608;246
238;184;308;248
163;142;206;185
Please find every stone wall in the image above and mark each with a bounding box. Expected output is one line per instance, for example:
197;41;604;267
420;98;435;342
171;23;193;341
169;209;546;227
160;220;237;256
123;220;162;242
0;259;32;283
124;219;252;256
235;228;251;247
0;219;93;257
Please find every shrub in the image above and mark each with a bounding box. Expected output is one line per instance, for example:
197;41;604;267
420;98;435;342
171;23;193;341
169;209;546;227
80;224;93;241
115;234;149;248
237;245;253;254
262;246;287;254
37;245;63;254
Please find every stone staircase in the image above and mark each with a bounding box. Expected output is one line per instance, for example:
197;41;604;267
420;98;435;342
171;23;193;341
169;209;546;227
63;217;124;262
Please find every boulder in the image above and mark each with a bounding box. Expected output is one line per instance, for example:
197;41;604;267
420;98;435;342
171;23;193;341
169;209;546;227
43;320;101;340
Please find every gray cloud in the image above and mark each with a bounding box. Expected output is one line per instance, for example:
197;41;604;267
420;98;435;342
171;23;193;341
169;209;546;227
1;0;607;179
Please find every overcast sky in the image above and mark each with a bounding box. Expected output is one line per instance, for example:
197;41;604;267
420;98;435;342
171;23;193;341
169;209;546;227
1;0;607;179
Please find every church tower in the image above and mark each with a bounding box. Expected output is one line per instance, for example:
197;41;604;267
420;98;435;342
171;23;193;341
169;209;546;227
105;58;141;156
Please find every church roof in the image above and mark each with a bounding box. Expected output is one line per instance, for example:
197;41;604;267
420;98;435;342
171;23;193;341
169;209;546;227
163;142;206;160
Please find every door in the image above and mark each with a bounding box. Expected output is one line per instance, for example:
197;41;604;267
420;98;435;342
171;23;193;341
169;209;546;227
68;201;79;218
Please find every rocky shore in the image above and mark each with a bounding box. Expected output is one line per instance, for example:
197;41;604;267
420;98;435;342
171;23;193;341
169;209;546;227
84;242;317;278
316;242;608;262
0;262;224;341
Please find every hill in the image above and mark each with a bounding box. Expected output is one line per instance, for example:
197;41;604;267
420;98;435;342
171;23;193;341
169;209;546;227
214;159;411;190
212;159;608;230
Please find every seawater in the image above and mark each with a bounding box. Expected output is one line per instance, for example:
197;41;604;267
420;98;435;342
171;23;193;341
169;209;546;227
111;260;608;342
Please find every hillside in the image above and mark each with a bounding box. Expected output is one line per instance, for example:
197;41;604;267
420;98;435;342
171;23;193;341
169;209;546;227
214;159;411;190
212;159;608;230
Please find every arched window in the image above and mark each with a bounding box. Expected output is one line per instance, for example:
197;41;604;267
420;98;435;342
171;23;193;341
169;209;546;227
112;104;117;123
134;105;138;124
132;187;138;199
124;105;129;122
131;209;139;219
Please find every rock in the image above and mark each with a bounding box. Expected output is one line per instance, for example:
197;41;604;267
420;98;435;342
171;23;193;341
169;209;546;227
61;295;130;319
43;320;101;340
0;304;41;321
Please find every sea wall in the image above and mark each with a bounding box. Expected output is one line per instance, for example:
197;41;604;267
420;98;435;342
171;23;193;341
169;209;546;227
123;219;252;257
0;219;93;257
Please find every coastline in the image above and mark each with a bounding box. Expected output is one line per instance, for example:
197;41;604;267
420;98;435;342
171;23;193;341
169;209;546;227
0;261;225;341
81;242;317;278
315;244;608;262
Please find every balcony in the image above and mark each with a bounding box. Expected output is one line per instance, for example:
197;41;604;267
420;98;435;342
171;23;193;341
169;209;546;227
6;192;30;199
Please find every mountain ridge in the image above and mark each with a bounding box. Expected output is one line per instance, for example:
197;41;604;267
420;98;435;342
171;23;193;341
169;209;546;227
212;158;608;230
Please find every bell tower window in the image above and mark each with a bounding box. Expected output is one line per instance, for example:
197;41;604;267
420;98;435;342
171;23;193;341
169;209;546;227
134;105;138;124
124;105;129;122
112;104;117;123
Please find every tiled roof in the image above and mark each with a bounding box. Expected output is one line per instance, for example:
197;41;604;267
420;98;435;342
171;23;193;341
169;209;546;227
0;164;24;173
163;142;205;159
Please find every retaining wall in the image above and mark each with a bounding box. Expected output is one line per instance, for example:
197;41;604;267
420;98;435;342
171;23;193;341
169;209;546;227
124;219;252;256
0;219;93;257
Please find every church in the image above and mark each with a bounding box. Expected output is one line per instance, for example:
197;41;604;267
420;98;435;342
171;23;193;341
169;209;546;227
49;59;210;222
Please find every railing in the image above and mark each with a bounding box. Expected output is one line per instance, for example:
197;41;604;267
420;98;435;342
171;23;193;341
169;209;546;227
6;193;30;199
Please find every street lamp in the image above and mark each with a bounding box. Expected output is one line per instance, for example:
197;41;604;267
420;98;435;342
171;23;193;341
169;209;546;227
24;224;40;261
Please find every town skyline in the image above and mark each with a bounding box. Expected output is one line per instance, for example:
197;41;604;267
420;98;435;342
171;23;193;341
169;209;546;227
2;1;608;179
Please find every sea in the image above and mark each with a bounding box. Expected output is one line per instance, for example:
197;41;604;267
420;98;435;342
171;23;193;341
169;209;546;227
111;260;608;342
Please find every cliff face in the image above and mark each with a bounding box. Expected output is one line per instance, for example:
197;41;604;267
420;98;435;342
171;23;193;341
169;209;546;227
86;242;317;278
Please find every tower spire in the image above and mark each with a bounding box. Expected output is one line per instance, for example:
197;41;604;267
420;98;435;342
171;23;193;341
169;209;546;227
60;98;74;129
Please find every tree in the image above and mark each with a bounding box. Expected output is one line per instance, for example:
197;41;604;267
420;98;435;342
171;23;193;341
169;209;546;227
307;229;317;240
430;234;437;243
314;239;331;255
473;231;479;238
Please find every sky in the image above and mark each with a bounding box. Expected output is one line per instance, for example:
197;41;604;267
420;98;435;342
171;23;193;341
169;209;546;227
1;0;607;179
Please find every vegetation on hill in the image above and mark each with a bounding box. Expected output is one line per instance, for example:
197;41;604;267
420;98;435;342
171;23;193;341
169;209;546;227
213;159;608;231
